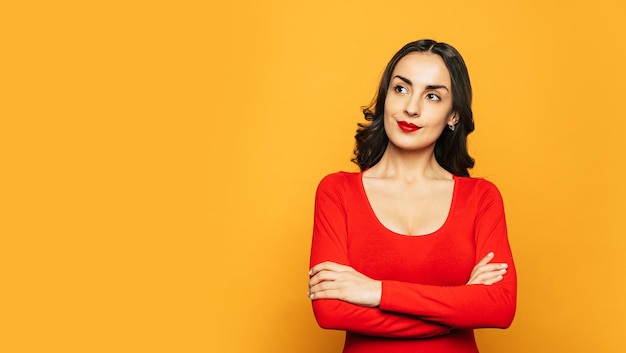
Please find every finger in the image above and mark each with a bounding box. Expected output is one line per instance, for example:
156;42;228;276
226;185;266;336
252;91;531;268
477;268;507;280
309;288;344;300
309;280;332;293
468;253;495;279
468;266;506;283
309;266;362;287
473;263;508;275
309;261;351;276
469;261;508;280
308;269;340;287
310;261;352;276
482;274;504;286
475;252;495;268
468;268;507;285
309;281;342;298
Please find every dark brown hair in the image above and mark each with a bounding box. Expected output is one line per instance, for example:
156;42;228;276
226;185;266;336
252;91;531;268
352;39;475;177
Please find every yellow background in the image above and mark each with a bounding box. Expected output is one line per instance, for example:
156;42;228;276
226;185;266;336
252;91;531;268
2;0;625;352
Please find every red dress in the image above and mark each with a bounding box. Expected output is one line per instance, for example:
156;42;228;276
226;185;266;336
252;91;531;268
310;172;517;353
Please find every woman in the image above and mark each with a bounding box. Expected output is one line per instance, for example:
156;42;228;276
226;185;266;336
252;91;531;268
308;39;517;352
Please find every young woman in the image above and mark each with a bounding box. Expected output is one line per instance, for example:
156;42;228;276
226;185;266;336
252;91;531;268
308;39;517;352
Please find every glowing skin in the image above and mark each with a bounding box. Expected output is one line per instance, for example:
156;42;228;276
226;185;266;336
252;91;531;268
383;52;458;153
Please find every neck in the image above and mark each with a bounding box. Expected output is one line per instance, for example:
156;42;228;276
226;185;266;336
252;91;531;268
367;143;452;182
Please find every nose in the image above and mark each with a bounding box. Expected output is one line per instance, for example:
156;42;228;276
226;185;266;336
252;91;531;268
404;95;421;117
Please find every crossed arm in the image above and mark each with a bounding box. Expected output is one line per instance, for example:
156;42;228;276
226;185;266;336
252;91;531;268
309;252;508;307
308;175;517;337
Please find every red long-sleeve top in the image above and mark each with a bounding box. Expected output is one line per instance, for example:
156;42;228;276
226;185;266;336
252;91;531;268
309;172;517;353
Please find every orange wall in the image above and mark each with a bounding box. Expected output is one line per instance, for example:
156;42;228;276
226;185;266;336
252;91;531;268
3;1;625;352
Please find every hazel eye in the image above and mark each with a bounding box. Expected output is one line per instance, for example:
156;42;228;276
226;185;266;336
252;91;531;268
426;93;441;101
394;85;408;94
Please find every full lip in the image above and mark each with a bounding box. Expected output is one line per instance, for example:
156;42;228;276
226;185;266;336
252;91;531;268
397;121;421;132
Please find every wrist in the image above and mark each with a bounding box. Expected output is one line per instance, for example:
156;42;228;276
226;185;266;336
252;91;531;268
373;280;382;307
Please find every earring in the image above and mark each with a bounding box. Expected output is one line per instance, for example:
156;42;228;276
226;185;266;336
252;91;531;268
448;124;456;131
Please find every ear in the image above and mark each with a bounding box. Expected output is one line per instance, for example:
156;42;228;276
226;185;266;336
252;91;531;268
448;112;459;126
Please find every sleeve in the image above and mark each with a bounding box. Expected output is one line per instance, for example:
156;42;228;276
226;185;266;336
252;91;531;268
379;180;517;329
309;173;452;338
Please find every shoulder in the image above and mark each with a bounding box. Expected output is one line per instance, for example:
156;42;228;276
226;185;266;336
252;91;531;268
315;171;362;204
456;175;500;192
317;171;362;191
455;175;504;204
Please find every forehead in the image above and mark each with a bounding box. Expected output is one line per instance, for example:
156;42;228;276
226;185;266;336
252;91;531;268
392;52;451;86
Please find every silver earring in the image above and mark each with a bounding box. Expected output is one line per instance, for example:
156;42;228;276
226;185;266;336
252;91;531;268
448;124;456;131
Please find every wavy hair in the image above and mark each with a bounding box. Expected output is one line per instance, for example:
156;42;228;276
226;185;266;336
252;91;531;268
351;39;475;177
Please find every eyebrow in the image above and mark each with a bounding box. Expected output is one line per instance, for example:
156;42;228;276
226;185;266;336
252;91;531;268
393;75;449;91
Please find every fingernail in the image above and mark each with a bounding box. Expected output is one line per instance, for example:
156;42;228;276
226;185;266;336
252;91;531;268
309;269;312;275
501;263;508;269
309;293;314;299
488;252;494;257
497;275;503;280
500;269;507;274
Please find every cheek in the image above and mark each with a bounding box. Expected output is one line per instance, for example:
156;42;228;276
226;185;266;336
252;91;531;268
383;94;400;116
382;111;395;135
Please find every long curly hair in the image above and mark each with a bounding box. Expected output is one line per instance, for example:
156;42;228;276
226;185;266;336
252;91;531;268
351;39;475;177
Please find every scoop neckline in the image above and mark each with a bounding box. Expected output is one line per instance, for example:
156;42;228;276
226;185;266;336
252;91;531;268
357;172;459;237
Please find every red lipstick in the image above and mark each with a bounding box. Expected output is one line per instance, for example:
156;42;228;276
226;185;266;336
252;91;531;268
397;121;420;132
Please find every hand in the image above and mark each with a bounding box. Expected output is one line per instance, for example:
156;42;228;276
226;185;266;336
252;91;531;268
466;252;508;285
308;261;382;307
